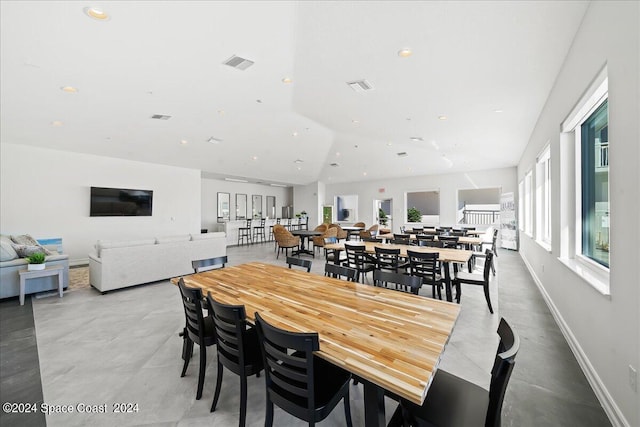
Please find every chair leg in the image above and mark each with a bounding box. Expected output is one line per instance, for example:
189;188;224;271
265;399;274;427
196;345;206;400
454;280;461;304
239;375;248;427
210;361;224;412
343;388;353;427
180;337;193;377
491;258;496;276
484;283;494;314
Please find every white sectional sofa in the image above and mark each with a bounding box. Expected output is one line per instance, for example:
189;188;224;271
88;232;226;293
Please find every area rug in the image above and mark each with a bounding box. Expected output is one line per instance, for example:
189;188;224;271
68;266;90;290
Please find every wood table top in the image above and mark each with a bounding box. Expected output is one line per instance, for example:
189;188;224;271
176;262;460;405
325;241;473;263
377;233;481;246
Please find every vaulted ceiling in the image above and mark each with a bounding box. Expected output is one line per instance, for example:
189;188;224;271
0;1;589;185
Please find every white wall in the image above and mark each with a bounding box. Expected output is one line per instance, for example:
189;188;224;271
324;167;516;231
516;2;639;426
293;182;322;228
201;178;292;231
0;144;201;264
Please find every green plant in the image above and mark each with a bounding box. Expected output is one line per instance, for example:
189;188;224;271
407;206;422;222
378;208;388;226
27;252;46;264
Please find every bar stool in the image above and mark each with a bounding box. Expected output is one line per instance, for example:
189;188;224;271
237;219;252;246
253;218;266;243
269;218;280;245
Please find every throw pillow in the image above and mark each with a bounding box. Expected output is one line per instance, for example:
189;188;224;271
10;234;40;246
0;236;19;261
11;244;51;258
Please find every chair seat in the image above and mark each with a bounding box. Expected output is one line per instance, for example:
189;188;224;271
454;271;484;285
393;370;489;427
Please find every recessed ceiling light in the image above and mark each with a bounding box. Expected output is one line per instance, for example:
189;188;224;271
410;137;423;142
282;77;292;84
83;7;110;21
494;109;504;113
270;183;288;187
352;119;360;124
252;156;258;160
217;110;225;115
51;120;63;127
398;48;412;57
363;172;368;176
60;86;78;93
336;152;341;156
207;137;222;144
438;115;448;120
180;139;188;145
296;167;302;171
225;178;248;183
387;142;392;146
431;141;440;151
292;131;298;137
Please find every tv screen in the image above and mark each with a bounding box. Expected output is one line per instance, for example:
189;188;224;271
90;187;153;217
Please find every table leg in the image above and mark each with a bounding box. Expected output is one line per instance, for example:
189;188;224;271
363;379;386;427
443;261;453;302
58;271;63;298
19;276;25;306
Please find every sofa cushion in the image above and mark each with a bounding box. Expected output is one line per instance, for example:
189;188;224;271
96;238;156;257
11;244;51;258
0;236;18;261
156;235;191;244
10;234;39;246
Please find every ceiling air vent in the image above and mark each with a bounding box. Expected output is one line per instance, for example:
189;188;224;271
223;55;254;70
346;79;374;92
151;114;171;120
397;152;408;157
330;162;340;167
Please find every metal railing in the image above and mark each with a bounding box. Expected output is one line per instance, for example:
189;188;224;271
460;209;500;225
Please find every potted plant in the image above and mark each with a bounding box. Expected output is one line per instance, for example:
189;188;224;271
378;208;388;226
27;252;46;271
407;206;422;223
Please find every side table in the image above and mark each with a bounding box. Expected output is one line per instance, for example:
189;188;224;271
18;265;64;306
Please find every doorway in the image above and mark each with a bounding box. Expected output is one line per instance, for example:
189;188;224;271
374;199;392;231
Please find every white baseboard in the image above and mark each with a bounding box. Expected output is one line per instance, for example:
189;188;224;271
70;258;88;267
519;253;629;427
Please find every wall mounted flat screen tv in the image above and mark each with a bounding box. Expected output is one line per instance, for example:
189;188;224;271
90;187;153;217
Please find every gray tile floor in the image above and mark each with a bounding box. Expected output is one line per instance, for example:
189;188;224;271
22;243;609;426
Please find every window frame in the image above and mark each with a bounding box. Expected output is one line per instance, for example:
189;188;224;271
518;180;524;232
559;67;610;295
523;170;533;237
535;144;552;250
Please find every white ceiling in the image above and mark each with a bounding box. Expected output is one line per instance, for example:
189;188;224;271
0;1;589;185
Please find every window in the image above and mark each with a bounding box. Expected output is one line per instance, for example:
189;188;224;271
518;180;524;232
456;188;501;225
405;190;440;225
559;68;609;294
536;145;551;247
524;171;533;236
580;100;609;268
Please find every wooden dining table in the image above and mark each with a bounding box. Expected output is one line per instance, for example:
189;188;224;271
324;241;473;302
377;233;482;246
176;262;460;427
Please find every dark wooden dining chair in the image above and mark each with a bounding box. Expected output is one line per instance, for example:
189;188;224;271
374;246;409;273
324;263;359;282
373;270;423;295
453;249;495;313
407;250;443;299
254;312;353;427
388;318;519;427
286;256;312;272
206;295;263;427
177;278;216;400
192;256;228;273
342;243;375;283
